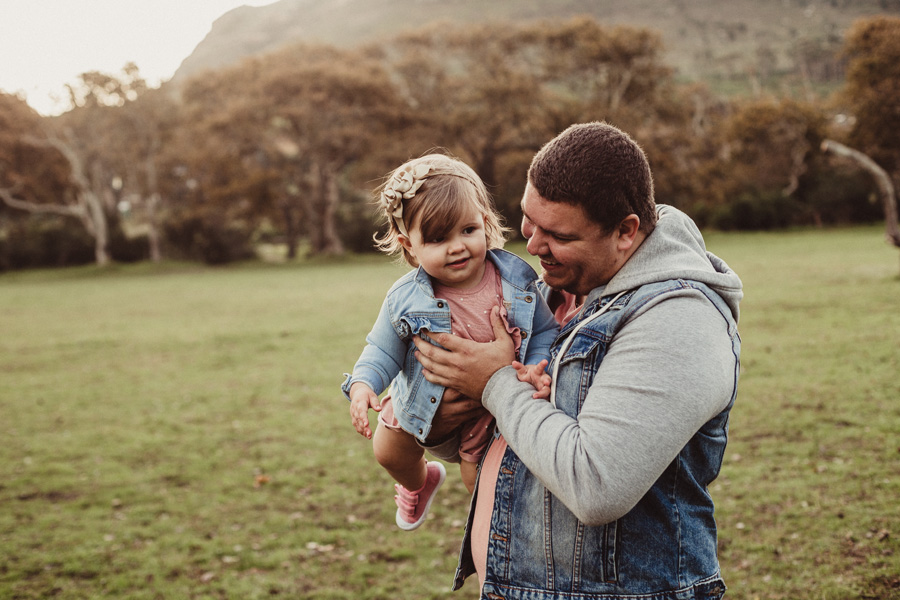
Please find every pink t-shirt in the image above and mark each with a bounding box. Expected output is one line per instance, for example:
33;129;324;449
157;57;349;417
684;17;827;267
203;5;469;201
432;260;521;350
433;261;521;463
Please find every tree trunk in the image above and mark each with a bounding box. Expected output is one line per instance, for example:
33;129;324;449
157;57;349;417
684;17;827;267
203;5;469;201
143;138;163;262
821;140;900;248
146;193;162;263
280;200;301;260
84;188;110;266
313;162;344;255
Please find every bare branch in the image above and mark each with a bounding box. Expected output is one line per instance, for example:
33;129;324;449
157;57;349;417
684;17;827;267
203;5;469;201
0;187;86;218
821;139;900;248
24;134;94;194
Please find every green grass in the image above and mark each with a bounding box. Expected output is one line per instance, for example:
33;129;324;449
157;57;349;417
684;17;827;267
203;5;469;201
1;227;898;599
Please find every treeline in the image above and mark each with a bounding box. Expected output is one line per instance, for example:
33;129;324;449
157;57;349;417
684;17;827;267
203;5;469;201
1;16;898;269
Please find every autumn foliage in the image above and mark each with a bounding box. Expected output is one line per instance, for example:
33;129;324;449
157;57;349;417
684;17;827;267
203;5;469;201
1;16;898;268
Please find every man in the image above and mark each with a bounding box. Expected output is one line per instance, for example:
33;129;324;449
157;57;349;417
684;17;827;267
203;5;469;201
413;122;742;599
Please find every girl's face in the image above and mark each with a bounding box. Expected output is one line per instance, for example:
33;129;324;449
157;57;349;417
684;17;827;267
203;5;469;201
400;201;488;289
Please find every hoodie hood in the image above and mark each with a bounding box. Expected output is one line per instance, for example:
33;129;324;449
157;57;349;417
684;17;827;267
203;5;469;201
601;205;743;323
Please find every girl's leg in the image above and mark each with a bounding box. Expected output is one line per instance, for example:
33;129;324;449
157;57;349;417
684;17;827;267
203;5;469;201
373;424;427;491
459;459;478;494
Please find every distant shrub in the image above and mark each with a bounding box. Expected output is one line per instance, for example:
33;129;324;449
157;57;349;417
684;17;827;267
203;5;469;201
109;229;150;263
0;217;94;270
800;170;883;225
710;190;803;231
336;190;380;254
163;213;255;265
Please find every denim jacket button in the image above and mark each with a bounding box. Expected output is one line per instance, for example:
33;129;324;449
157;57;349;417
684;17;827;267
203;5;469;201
430;397;437;403
437;301;445;308
521;331;528;339
525;296;533;303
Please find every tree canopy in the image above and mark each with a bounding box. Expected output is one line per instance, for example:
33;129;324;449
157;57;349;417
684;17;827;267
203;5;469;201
1;15;897;268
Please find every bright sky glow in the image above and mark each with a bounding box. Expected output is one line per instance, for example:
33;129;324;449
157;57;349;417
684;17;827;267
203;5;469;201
0;0;277;116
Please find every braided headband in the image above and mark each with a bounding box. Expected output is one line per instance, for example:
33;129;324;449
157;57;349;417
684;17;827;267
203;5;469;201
379;162;481;237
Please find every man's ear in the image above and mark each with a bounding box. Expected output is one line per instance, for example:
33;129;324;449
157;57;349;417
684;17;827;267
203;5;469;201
616;215;642;252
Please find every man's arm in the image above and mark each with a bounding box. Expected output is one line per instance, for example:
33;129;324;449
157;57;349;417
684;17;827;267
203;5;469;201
483;292;738;526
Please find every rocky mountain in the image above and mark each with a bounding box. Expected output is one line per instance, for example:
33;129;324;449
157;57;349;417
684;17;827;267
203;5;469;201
171;0;900;88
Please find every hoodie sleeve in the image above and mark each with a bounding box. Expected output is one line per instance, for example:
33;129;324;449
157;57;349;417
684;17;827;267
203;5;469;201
482;289;737;525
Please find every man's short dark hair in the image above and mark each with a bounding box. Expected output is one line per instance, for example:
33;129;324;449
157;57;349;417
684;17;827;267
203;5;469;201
528;122;657;233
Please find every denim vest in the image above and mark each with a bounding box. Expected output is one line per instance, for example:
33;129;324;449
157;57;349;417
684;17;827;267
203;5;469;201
454;279;740;599
342;249;559;442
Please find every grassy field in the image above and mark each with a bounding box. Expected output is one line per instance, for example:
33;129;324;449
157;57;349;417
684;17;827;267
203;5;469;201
1;226;898;599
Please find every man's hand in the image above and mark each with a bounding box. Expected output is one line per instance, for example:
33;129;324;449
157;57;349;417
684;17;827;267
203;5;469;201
348;382;382;440
413;305;516;400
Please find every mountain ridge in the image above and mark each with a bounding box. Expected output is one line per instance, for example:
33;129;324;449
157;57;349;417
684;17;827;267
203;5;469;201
171;0;900;88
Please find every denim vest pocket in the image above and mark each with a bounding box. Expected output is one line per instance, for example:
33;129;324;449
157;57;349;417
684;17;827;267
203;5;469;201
551;335;608;418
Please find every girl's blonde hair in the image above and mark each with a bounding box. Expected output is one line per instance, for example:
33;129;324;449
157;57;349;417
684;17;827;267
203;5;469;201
374;153;511;267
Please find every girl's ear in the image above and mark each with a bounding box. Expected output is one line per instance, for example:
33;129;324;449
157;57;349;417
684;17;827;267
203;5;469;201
397;234;416;258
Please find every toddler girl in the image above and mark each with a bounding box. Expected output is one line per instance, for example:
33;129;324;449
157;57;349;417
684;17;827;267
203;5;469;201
342;153;558;530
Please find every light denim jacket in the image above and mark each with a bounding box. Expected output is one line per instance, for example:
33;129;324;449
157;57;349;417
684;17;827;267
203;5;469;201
454;281;740;599
341;249;559;442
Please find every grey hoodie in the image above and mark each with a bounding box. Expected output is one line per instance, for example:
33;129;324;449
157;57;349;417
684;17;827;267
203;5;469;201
482;204;743;525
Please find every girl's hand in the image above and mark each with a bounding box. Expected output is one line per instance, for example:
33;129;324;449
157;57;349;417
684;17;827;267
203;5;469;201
512;359;552;400
349;382;381;439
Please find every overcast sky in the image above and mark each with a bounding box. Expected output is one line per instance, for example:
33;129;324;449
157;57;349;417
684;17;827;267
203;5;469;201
1;0;277;115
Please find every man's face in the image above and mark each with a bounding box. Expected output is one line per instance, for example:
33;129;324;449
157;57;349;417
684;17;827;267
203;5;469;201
520;183;624;297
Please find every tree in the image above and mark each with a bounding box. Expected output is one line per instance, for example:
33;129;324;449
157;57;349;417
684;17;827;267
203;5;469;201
65;62;148;109
259;45;401;255
374;18;676;224
0;93;70;208
41;64;170;266
0;93;111;266
88;86;175;263
713;97;830;228
537;18;674;126
176;44;402;259
375;24;555;220
841;16;900;178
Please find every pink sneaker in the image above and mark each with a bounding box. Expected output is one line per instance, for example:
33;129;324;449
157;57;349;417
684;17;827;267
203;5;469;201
394;461;446;531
